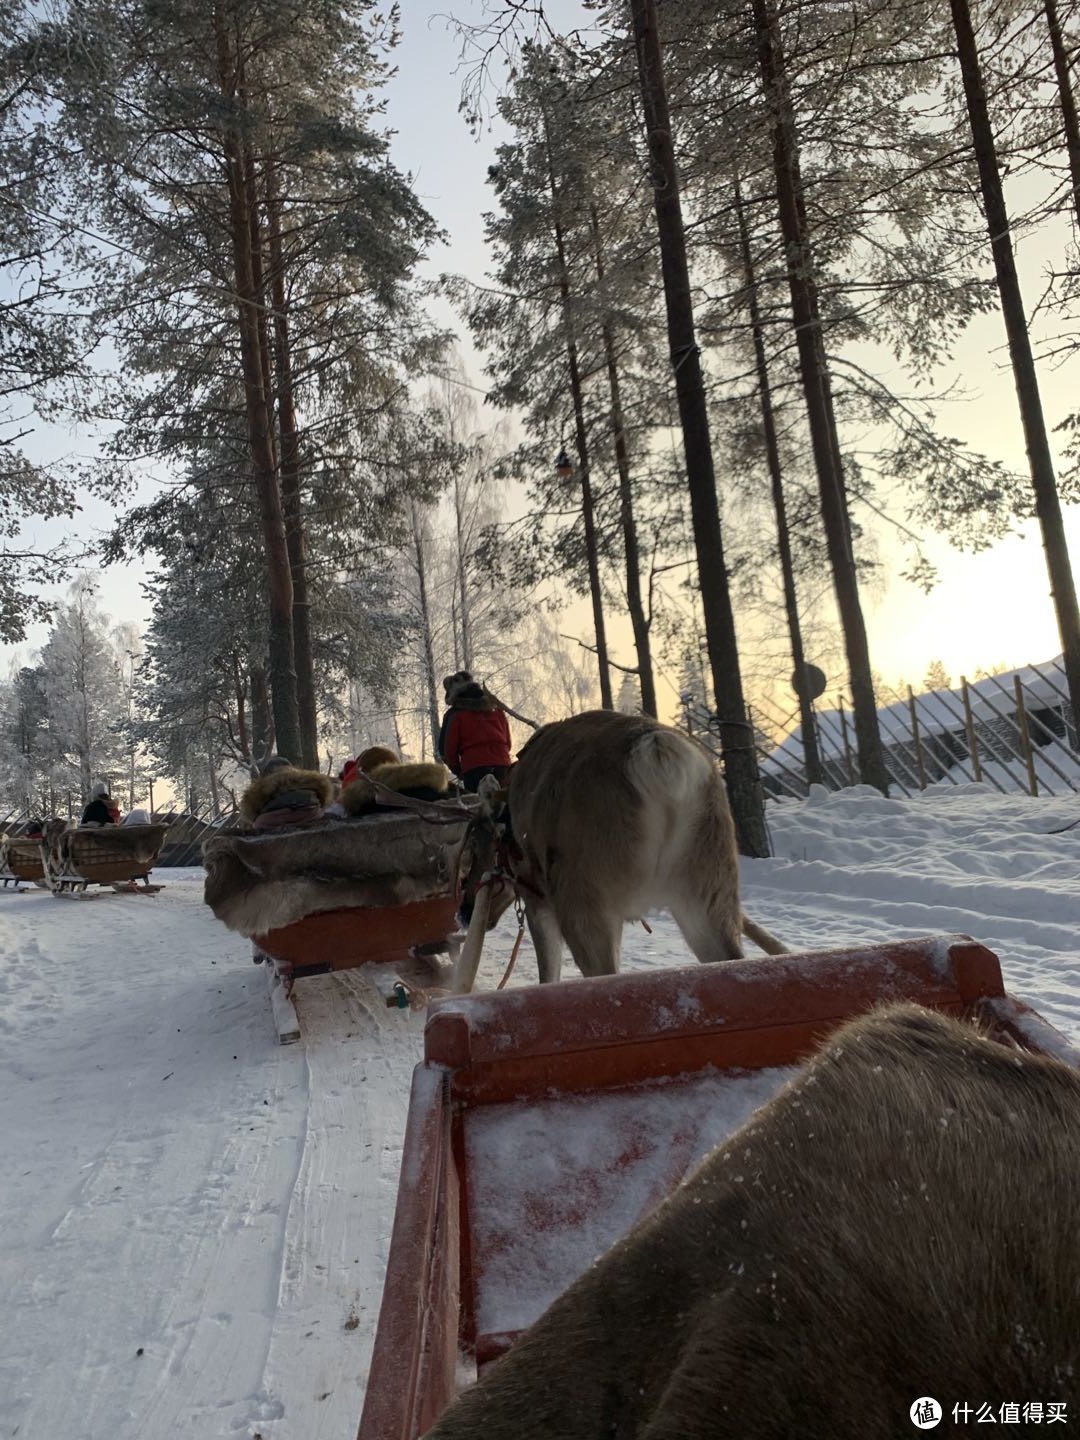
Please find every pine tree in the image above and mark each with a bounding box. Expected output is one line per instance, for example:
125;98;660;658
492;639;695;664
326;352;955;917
39;577;126;799
27;0;441;763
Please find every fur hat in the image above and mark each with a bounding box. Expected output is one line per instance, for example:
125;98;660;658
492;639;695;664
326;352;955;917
357;745;400;773
341;761;452;816
445;675;497;711
443;670;473;698
91;781;109;799
240;767;334;823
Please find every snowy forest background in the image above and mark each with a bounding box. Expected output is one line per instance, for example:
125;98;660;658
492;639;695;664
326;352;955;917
2;0;1080;825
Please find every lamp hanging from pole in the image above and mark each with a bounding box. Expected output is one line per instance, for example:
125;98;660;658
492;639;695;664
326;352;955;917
555;447;573;479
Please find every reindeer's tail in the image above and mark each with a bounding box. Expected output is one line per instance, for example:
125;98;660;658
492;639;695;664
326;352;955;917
625;728;708;812
742;915;789;955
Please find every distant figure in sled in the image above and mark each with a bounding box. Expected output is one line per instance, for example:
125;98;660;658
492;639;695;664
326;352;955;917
81;781;117;827
438;672;512;793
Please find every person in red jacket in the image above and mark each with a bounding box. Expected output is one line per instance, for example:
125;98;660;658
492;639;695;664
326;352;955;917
438;672;512;792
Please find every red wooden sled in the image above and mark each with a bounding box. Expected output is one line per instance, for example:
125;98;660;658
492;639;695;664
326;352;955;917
358;935;1079;1440
253;894;463;1043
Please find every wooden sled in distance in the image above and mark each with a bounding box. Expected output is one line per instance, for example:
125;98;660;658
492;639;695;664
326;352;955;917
45;824;167;897
0;835;48;890
358;935;1080;1440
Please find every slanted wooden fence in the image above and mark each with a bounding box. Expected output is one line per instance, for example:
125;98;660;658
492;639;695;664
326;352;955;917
683;658;1079;800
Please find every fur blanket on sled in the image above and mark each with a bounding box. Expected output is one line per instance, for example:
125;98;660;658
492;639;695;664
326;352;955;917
202;809;471;938
342;761;454;816
239;767;335;823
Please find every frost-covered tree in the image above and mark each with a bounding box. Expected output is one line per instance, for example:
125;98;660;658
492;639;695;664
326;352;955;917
0;3;99;638
923;660;953;693
38;577;126;799
617;671;641;715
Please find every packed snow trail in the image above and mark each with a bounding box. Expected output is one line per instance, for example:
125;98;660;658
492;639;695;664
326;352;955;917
0;783;1078;1439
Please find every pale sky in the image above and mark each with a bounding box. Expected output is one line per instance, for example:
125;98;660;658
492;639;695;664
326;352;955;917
5;0;1080;720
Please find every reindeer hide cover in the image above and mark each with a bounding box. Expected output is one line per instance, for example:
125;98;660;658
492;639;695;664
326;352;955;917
424;1004;1080;1440
202;812;468;938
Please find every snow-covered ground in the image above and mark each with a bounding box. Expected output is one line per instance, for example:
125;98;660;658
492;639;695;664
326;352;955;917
1;782;1078;1439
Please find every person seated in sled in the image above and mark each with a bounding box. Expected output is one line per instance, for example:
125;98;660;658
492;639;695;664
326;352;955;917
81;781;117;827
437;672;512;793
240;755;334;831
340;745;455;817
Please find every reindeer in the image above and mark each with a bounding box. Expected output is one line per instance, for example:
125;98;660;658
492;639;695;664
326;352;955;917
451;709;786;993
423;1004;1080;1439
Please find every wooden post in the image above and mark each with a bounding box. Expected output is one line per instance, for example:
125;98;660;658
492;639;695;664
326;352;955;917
906;686;928;790
960;677;983;782
149;778;155;819
837;697;856;786
1014;674;1039;796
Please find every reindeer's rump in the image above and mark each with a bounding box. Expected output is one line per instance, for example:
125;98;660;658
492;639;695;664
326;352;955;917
425;1004;1080;1440
510;710;709;859
202;813;470;938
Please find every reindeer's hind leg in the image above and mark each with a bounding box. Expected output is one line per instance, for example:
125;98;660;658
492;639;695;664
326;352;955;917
524;895;564;984
670;895;743;965
559;893;623;978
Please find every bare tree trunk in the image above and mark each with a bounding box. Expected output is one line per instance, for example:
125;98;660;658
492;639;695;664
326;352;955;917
588;203;658;719
265;154;319;767
453;472;474;671
232;653;251;764
950;0;1080;723
213;9;301;764
249;661;272;764
629;0;769;857
410;501;443;755
733;178;824;789
540;114;614;710
751;0;889;794
207;754;221;814
1043;0;1080;233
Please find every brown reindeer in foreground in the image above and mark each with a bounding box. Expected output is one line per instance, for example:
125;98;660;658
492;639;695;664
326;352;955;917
423;1004;1080;1439
452;709;785;993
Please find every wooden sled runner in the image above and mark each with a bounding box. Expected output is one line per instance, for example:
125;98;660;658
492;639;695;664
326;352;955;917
203;808;472;1044
44;824;167;896
358;935;1080;1440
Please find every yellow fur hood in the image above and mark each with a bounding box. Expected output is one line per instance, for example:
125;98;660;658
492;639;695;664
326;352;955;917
240;767;334;822
341;761;452;816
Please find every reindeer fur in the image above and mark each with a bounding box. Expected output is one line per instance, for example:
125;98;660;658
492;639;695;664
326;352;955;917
424;1004;1080;1439
239;767;333;822
457;710;784;986
203;810;468;937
